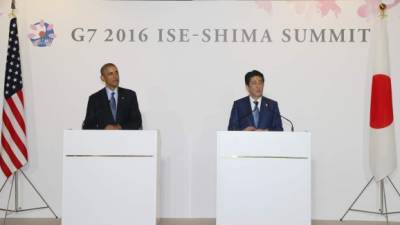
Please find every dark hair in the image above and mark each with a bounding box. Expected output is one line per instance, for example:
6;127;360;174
245;70;264;86
100;63;117;76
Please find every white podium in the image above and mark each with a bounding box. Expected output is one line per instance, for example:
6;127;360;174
217;131;311;225
62;130;159;225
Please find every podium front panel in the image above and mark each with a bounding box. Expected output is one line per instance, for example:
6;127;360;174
217;131;311;225
62;130;159;225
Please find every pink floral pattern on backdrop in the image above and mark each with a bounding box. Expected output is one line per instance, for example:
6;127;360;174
255;1;273;14
255;0;400;18
317;0;341;17
358;0;400;18
292;1;341;17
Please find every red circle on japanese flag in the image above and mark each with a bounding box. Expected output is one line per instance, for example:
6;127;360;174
370;74;394;129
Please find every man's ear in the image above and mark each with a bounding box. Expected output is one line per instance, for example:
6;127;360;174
100;75;105;82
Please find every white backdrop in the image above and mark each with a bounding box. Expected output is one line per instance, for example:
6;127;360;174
0;0;400;221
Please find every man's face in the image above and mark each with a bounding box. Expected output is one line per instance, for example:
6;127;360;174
246;76;264;99
101;65;119;90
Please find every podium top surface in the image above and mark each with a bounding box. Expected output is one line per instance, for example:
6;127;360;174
217;131;310;158
63;130;158;155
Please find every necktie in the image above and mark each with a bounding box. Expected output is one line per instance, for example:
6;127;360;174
110;92;117;121
253;101;259;128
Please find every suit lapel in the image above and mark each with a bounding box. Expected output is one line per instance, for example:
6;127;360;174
258;97;268;127
100;88;115;123
246;97;255;127
116;88;124;122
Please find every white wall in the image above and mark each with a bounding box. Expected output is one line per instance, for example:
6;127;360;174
0;0;400;221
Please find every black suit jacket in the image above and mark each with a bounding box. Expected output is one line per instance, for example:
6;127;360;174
82;87;142;130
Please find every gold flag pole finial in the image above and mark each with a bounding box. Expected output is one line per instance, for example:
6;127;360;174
379;3;387;18
9;0;16;18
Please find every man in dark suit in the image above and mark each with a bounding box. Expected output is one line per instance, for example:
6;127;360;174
228;70;283;131
82;63;142;130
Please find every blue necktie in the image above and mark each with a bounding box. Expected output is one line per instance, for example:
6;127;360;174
110;92;117;121
253;101;259;128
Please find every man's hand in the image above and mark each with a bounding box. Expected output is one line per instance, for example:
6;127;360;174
243;126;257;131
256;128;269;131
105;124;122;130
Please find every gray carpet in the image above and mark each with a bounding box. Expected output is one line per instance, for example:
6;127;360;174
0;219;399;225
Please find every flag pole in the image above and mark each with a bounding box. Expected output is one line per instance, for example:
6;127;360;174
9;0;15;18
377;4;390;223
379;2;387;18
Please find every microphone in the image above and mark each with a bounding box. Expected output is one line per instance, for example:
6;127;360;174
265;102;294;132
280;114;294;132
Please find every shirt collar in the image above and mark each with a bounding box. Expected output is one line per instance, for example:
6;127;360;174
249;96;262;110
105;87;118;99
249;96;261;104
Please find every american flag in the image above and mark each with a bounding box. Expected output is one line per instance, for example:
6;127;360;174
0;17;28;178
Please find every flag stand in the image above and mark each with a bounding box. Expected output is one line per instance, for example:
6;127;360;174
340;176;400;225
0;170;58;225
0;1;57;223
